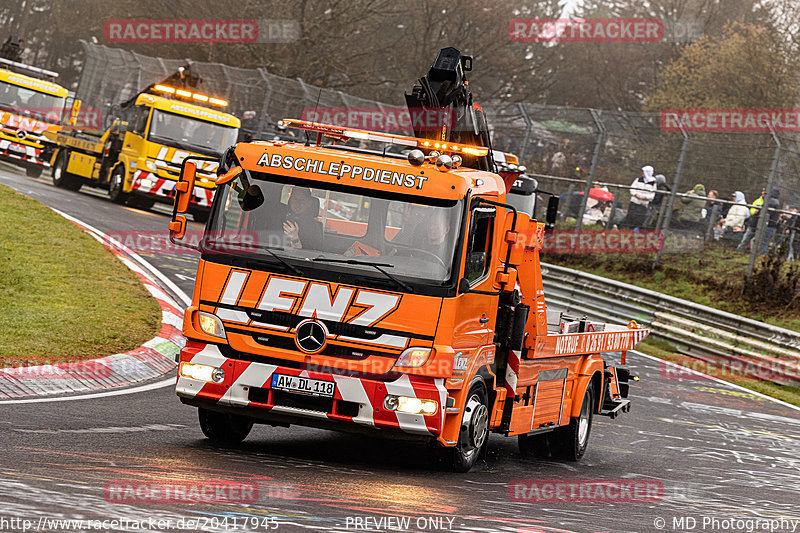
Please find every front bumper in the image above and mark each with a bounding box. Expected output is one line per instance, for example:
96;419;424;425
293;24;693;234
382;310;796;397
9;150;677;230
130;170;214;207
0;139;48;167
176;342;448;437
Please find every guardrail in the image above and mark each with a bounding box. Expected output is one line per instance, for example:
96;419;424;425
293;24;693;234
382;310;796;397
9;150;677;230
541;262;800;382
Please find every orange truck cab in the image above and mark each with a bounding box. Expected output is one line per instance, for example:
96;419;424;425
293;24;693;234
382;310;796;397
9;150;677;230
168;119;648;471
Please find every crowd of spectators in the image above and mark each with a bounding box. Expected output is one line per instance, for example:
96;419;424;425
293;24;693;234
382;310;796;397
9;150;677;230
561;163;797;260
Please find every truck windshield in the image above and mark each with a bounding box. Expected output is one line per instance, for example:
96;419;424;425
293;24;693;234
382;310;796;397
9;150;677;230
148;109;238;155
205;172;463;290
0;81;65;124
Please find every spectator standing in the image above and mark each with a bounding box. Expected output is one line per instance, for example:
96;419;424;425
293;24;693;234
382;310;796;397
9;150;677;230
645;173;670;227
678;184;707;234
722;191;749;233
620;165;656;229
761;187;781;255
238;110;259;142
736;188;765;251
786;208;799;262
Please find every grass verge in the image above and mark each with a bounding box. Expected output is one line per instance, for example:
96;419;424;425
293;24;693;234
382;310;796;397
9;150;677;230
0;184;161;363
636;338;800;408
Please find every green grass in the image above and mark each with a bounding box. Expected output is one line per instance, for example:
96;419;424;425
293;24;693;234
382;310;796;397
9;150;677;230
636;338;800;407
0;184;161;363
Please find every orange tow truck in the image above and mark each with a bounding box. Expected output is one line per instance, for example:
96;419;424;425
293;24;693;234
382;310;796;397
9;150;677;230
168;48;648;471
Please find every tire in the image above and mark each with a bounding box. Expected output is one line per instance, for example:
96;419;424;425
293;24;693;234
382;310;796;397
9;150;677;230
51;152;82;191
108;166;128;204
551;382;594;461
518;432;551;459
127;196;156;210
436;381;490;472
26;165;42;178
192;210;210;224
198;408;253;444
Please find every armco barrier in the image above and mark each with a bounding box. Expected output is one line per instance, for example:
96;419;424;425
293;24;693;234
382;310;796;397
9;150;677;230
541;262;800;382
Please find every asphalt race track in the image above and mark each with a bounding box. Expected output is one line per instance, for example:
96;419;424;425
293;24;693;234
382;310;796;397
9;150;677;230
1;165;799;533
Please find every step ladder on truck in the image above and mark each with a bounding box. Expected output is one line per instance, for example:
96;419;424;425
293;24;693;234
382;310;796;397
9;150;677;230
166;48;648;471
46;65;240;221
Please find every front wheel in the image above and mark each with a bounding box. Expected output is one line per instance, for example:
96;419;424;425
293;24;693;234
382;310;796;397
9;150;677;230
26;165;42;178
108;166;128;204
198;408;253;444
436;382;489;472
551;382;594;461
52;152;82;191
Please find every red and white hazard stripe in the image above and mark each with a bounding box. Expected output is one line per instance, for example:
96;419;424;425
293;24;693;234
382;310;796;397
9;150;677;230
176;342;447;436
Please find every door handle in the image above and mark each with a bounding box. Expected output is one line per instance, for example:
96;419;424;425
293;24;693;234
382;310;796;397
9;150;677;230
479;316;489;324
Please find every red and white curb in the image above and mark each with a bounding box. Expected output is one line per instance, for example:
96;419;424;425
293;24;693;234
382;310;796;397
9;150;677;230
0;211;188;399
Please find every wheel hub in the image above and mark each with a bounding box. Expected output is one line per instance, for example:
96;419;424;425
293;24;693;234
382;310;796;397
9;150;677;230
463;394;489;450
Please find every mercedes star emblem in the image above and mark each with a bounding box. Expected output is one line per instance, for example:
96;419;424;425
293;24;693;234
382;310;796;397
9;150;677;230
294;319;328;353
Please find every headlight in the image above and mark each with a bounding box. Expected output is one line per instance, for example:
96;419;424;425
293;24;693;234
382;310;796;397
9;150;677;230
394;347;431;369
145;160;157;172
198;311;226;338
384;394;438;415
179;362;225;383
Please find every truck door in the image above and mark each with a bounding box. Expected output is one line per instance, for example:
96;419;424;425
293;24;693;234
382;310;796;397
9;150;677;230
452;205;497;352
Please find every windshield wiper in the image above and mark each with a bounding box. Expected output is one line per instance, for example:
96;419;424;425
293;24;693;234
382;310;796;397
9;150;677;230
311;257;413;293
247;245;304;277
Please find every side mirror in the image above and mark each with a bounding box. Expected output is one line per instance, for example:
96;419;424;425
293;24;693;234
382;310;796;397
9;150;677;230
458;277;471;294
168;215;187;239
546;196;559;226
175;161;196;214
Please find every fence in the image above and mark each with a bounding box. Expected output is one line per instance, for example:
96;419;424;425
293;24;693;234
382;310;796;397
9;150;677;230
74;42;800;275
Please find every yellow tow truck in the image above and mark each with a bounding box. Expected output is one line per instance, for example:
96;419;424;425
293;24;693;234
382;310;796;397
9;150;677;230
0;36;68;178
48;67;240;221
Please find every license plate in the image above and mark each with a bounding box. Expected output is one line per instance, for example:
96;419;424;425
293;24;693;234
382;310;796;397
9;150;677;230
271;374;335;398
8;144;26;155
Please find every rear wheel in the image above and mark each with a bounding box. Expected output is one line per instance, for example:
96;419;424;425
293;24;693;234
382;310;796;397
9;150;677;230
198;408;253;444
518;432;551;458
108;166;128;204
436;381;489;472
51;152;82;191
551;382;594;461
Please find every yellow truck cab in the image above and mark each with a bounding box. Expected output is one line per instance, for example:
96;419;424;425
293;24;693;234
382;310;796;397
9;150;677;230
0;63;68;178
49;80;240;221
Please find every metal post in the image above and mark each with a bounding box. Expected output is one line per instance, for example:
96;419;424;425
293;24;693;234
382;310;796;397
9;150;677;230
747;126;781;276
518;103;532;162
653;114;689;267
575;109;606;231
